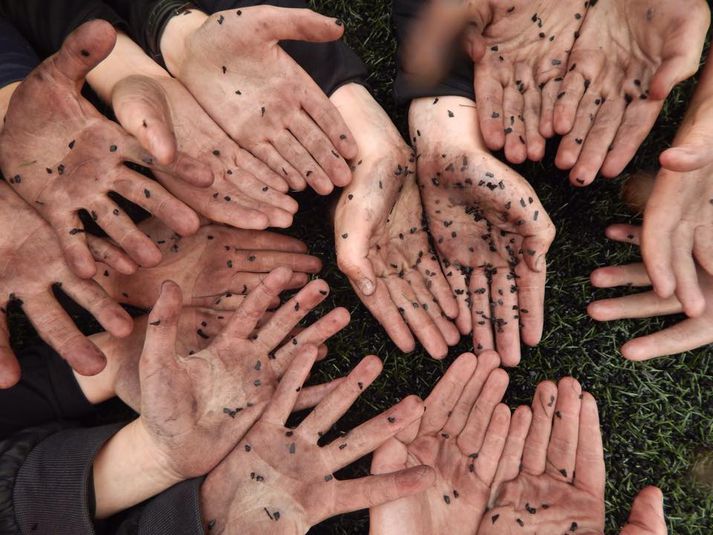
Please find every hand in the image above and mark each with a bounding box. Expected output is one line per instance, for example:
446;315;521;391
134;268;350;480
588;224;713;360
0;21;208;278
162;6;357;195
95;218;322;310
112;73;298;229
200;350;435;533
402;0;587;164
411;96;555;366
476;377;605;534
621;487;667;535
0;182;133;387
554;0;710;185
369;351;510;535
335;150;460;359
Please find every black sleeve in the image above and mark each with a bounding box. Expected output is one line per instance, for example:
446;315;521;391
107;0;369;96
0;18;39;89
0;345;96;440
0;422;124;535
392;0;475;104
0;0;127;59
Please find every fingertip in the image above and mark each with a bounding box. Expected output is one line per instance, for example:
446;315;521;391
620;340;650;362
476;349;501;369
0;354;21;389
586;301;606;321
360;354;384;375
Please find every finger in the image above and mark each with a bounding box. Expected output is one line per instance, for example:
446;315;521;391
355;281;416;353
228;271;310;296
261;344;318;425
140;280;182;373
51;20;116;83
671;229;705;317
692;224;713;279
420;352;478;436
234;147;290;193
91;200;162;268
516;262;546;348
588;290;682;322
219;267;294;339
555;92;602;174
370;437;409;475
219;249;322;275
659;143;713;172
641;210;676;299
473;403;511;485
112;170;199;237
274;131;333;195
336;223;377;296
456;368;510;455
622;486;666;535
574;392;605;498
86;234;138;275
475;74;506;151
212;228;308;253
553;69;588;135
539;78;562;139
502;86;527;164
22;292;106;376
442;350;500;437
318;465;435;521
521;380;558;475
569;96;626;185
272;307;351;376
293;377;346;411
490;405;532;504
605;224;642;246
298;356;382;440
0;315;20;388
301;92;358;167
52;212;96;279
522;85;545;161
649;52;702;100
403;269;460;346
416;251;459;319
62;278;133;338
386;277;448;359
255;7;345;44
491;268;521;366
601;99;664;178
621;317;713;361
250;142;306;192
444;264;471;335
545;377;582;483
469;267;495;354
590;264;652;289
324;395;425;471
253;279;330;351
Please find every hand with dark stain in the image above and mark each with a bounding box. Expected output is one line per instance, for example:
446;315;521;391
94;218;322;311
200;352;435;534
0;181;134;388
0;21;209;278
134;267;350;481
554;0;710;186
476;378;606;535
112;73;298;229
370;352;511;535
589;223;713;360
161;6;357;195
411;96;555;366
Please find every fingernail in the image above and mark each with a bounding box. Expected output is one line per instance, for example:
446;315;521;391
536;254;546;272
359;278;375;295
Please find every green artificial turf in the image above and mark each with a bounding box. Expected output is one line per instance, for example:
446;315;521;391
6;1;711;534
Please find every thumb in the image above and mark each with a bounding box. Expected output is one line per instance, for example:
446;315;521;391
51;20;117;84
659;141;713;172
649;55;698;101
252;6;344;43
140;281;183;375
521;235;552;273
370;437;409;475
336;229;377;296
621;486;667;535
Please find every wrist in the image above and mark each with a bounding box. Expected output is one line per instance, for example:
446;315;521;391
87;32;168;103
160;8;208;76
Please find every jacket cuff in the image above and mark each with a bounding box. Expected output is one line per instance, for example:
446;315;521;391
13;423;124;535
0;18;38;89
136;477;205;535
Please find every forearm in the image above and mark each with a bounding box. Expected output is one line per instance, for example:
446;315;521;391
86;31;168;104
93;418;182;518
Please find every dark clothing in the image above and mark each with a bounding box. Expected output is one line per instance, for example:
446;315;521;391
392;0;475;103
0;19;38;89
106;0;369;96
0;345;95;439
0;1;126;60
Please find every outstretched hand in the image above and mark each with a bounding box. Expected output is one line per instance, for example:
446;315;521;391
0;20;208;278
589;224;713;360
0;182;133;387
163;6;357;195
369;351;511;535
200;352;435;533
134;268;349;480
